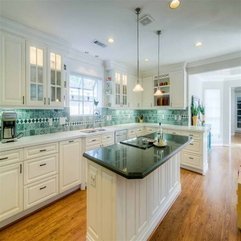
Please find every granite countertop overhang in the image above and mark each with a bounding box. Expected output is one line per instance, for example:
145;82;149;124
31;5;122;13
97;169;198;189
83;133;191;179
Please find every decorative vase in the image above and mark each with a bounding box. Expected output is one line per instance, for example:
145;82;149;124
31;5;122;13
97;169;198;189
192;116;198;126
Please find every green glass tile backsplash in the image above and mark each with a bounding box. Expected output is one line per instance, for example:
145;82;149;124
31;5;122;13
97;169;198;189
0;107;188;138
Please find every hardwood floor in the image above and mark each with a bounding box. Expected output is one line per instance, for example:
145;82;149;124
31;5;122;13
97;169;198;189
0;144;241;241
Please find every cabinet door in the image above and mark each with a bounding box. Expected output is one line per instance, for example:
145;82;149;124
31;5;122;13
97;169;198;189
169;70;187;109
142;77;154;108
127;74;141;108
59;139;81;193
0;163;23;221
26;42;47;106
0;32;25;106
48;51;64;107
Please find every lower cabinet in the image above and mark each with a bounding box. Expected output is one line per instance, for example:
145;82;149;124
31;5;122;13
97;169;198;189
24;176;58;209
23;143;59;209
0;149;23;222
59;139;82;193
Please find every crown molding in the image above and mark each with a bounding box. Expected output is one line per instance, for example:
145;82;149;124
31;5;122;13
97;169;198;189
187;51;241;74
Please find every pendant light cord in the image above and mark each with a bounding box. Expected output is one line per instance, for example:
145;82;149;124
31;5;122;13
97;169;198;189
157;30;161;77
136;8;141;84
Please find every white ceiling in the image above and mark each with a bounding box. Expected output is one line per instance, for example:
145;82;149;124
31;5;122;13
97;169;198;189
0;0;241;71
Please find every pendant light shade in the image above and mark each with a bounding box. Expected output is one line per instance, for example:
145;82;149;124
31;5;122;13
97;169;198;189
154;30;163;96
133;7;144;92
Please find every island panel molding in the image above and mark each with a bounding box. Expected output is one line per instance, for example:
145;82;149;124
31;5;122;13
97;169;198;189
87;153;181;241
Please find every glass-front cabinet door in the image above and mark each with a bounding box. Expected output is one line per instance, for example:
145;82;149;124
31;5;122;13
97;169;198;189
122;74;127;106
115;72;121;106
49;52;63;106
26;43;47;106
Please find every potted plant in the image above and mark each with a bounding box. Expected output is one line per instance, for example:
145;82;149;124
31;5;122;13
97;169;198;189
199;104;205;126
191;105;199;126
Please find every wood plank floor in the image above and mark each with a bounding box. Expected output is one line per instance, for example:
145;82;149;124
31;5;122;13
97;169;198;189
0;143;241;241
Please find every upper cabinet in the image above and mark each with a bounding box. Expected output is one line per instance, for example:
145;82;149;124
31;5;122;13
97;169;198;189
26;42;47;106
169;69;187;109
49;51;64;107
142;76;154;108
103;61;129;108
153;74;170;107
0;31;25;107
26;42;64;107
0;30;65;109
142;64;187;109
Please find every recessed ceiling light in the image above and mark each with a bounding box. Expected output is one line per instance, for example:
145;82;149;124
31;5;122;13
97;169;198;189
108;38;114;43
169;0;180;9
145;58;149;62
195;41;203;47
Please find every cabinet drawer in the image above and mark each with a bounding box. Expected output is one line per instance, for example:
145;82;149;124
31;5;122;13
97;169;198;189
136;128;144;137
186;131;201;140
24;143;58;159
101;133;114;145
181;152;201;168
145;127;158;134
164;129;184;136
24;154;58;185
0;149;23;166
24;176;58;209
85;136;101;149
184;139;201;153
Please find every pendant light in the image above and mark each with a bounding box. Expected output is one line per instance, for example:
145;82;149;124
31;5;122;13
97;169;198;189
133;7;144;92
154;30;163;96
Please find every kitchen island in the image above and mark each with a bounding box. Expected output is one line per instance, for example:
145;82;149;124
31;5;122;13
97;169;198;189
83;133;190;241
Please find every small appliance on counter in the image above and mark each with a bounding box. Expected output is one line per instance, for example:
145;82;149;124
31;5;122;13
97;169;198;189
1;111;17;143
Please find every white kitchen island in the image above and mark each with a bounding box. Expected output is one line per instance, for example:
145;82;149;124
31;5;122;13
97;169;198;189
84;133;190;241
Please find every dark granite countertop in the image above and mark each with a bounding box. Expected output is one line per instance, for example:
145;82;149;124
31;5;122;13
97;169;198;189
83;133;190;179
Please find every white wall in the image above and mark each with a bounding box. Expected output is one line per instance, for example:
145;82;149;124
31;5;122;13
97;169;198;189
188;74;203;106
223;79;241;145
202;81;224;145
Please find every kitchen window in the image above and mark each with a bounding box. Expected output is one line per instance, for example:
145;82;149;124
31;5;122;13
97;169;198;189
69;74;101;116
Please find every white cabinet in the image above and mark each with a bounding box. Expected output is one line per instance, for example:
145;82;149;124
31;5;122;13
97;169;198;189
140;65;187;109
0;31;25;106
59;139;82;193
23;143;59;209
0;149;23;222
153;74;171;107
142;77;154;108
104;64;128;108
26;41;64;108
26;41;47;106
127;75;142;109
48;50;64;107
169;69;187;109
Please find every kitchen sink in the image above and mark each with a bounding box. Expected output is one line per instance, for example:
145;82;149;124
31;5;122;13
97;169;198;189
80;128;106;133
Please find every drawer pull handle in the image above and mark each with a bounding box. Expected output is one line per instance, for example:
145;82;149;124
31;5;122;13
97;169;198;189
39;149;47;152
40;163;47;167
189;157;194;160
189;134;193;137
190;143;194;145
0;157;8;161
91;139;96;142
40;186;47;190
69;140;74;143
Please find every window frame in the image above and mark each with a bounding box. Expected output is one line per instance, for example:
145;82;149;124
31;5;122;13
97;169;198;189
69;72;102;116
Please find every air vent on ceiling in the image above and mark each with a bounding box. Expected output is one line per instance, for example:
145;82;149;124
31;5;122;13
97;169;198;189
93;40;107;48
139;14;154;26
